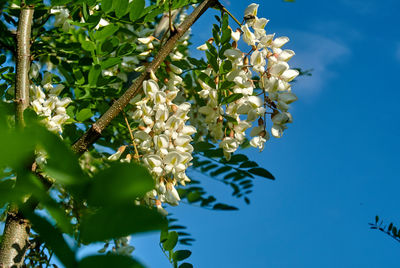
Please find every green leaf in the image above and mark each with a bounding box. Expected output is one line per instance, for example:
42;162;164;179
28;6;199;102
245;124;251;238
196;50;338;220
221;93;243;105
35;132;87;187
101;0;113;13
205;51;219;73
25;212;77;268
193;141;214;151
81;40;96;52
94;24;119;41
88;64;102;86
224;115;237;125
101;57;122;69
100;38;118;55
186;191;202;203
219;80;235;90
219;59;232;74
129;0;145;21
173;250;192;261
221;27;231;44
239;161;258;168
144;7;163;23
87;162;154;206
51;0;70;5
210;166;232;176
212;203;238;211
392;226;398;236
248;167;275;180
228;154;248;163
160;228;169;243
114;0;129;18
197;72;216;89
0;127;35;169
163;231;178;251
76;108;93;122
0;54;6;65
73;69;85;85
179;263;193;268
78;255;144;268
117;43;136;56
58;65;75;84
203;148;224;158
80;204;166;243
212;24;220;46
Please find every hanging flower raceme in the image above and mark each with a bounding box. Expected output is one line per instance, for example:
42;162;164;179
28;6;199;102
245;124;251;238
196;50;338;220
29;70;71;133
124;76;196;208
195;2;298;159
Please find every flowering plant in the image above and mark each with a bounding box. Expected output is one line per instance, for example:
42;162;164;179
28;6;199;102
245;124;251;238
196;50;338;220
0;0;299;267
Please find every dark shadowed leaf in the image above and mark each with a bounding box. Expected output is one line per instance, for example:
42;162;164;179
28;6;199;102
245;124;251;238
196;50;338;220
213;203;238;211
173;250;192;261
239;161;258;168
78;255;144;268
179;263;193;268
80;204;166;243
25;212;77;268
248;167;275;180
87;162;154;206
193;141;214;151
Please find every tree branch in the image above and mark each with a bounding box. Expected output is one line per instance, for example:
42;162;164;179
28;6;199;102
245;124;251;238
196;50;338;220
71;0;218;154
14;4;34;128
0;3;34;267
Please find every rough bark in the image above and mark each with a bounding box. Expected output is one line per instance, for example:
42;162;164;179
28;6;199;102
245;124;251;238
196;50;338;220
0;211;31;268
72;0;218;154
14;4;34;128
0;3;34;268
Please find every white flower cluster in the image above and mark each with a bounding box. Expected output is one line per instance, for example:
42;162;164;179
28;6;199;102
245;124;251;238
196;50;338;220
196;3;298;159
243;3;298;139
128;78;196;207
50;7;70;31
29;71;71;133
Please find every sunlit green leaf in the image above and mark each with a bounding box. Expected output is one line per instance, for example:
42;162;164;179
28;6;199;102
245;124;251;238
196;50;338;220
129;0;145;21
163;231;178;251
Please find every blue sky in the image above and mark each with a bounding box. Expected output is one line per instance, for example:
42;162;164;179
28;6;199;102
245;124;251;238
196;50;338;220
125;0;400;267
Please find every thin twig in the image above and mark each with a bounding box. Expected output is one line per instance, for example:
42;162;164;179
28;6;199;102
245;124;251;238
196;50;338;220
122;110;140;159
221;6;242;27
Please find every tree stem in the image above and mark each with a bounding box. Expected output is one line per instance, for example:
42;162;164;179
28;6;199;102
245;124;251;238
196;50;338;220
72;0;218;154
0;3;34;266
15;4;34;128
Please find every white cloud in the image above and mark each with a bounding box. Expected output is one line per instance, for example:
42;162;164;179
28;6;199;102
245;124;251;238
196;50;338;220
285;31;350;97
